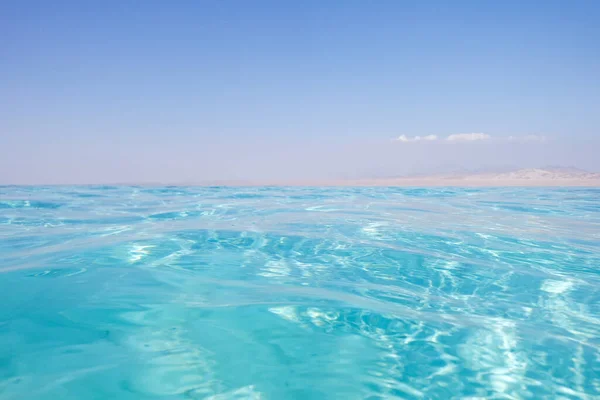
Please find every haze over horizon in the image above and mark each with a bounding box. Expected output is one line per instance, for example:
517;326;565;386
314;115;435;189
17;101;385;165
2;1;599;184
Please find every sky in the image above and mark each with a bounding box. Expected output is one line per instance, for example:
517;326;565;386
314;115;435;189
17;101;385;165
1;0;599;184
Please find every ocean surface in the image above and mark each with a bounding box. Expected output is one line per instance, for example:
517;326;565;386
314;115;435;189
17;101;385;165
1;186;599;399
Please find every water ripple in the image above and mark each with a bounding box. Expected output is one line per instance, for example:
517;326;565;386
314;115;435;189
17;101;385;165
1;186;599;399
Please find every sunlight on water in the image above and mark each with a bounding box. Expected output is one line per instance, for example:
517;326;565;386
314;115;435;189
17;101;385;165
1;186;599;399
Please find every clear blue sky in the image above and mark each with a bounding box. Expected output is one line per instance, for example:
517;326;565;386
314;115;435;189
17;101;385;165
1;1;599;183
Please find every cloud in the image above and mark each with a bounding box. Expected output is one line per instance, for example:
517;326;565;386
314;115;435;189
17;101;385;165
393;133;490;143
508;135;547;143
394;134;438;142
393;132;548;144
446;133;491;142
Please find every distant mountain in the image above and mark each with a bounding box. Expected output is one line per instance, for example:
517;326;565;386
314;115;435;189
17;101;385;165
342;167;600;187
463;168;600;181
149;167;600;187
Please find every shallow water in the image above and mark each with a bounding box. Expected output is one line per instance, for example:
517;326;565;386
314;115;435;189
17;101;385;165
1;186;599;399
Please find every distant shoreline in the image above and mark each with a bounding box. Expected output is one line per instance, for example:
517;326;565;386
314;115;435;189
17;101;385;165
4;179;600;187
191;179;600;187
4;169;600;187
7;180;598;187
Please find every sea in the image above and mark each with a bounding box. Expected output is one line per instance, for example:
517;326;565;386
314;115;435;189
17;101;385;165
1;186;599;399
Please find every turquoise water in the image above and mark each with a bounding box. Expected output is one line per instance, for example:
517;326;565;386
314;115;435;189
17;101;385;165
1;186;599;399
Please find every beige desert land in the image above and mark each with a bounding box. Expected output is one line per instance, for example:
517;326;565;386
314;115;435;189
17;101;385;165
193;168;600;187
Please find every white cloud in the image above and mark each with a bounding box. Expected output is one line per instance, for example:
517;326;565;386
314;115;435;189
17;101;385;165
394;134;438;142
393;132;550;145
446;133;491;142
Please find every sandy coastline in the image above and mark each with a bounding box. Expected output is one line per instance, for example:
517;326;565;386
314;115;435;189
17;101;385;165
190;179;600;187
190;169;600;187
7;169;600;187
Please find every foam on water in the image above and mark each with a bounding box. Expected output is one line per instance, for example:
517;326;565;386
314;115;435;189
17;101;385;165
1;186;599;399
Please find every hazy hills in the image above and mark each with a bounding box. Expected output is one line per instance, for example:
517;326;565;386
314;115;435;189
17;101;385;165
343;167;600;186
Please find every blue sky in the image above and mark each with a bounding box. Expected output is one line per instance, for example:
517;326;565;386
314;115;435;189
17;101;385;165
1;1;599;183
